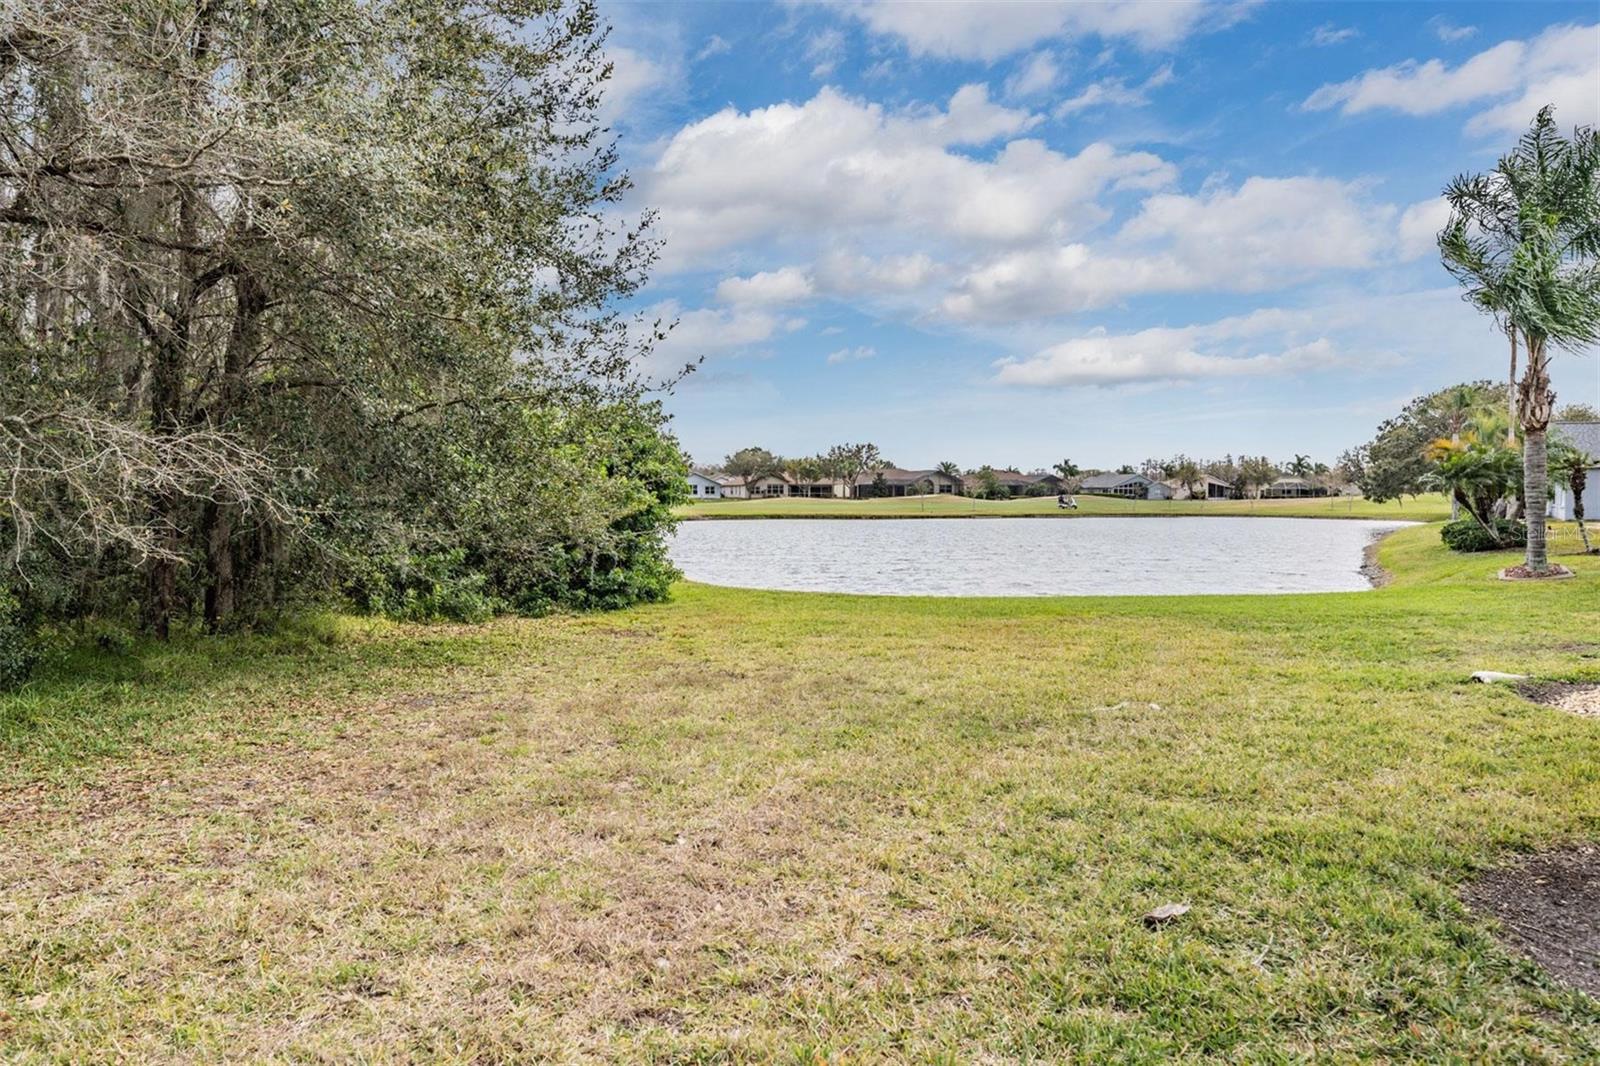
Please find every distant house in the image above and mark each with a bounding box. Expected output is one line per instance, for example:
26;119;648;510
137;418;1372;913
1551;421;1600;521
1080;472;1173;500
959;470;1064;496
742;473;847;499
1161;474;1237;501
1262;476;1327;499
686;471;728;499
857;467;962;497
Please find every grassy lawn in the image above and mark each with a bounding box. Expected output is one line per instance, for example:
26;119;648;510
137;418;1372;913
2;525;1598;1060
679;491;1454;521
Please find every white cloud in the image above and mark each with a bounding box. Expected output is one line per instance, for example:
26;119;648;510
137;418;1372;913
1429;17;1478;43
641;84;1174;269
826;345;877;364
1053;64;1174;117
990;290;1458;388
695;34;732;61
716;267;816;306
1007;51;1062;97
826;0;1245;61
1397;197;1450;260
814;251;942;295
942;176;1397;321
643;300;806;376
600;45;676;127
994;329;1339;387
806;27;847;78
1303;23;1599;134
1311;23;1358;47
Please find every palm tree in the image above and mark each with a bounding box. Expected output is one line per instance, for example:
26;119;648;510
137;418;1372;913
1431;384;1502;518
1433;383;1501;444
1423;439;1522;542
1551;438;1598;554
1439;106;1600;572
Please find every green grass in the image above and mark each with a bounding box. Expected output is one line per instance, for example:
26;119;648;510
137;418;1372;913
679;491;1454;521
1;526;1598;1060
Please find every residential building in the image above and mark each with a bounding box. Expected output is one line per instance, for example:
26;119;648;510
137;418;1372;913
1080;472;1173;500
959;470;1064;496
856;467;962;497
1262;476;1327;498
1551;421;1600;521
686;471;727;499
1161;474;1238;500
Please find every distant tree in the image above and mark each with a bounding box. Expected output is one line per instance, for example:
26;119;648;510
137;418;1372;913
1440;106;1600;572
724;447;782;494
1288;454;1314;479
1206;455;1240;487
1237;456;1280;499
1345;383;1502;504
1556;402;1600;421
824;442;882;499
936;460;962;479
1053;459;1081;481
972;465;1002;499
1116;464;1137;475
1433;383;1504;444
1165;455;1202;497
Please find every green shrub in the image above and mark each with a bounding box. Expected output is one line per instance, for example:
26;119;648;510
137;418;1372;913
345;549;502;624
0;587;38;690
1440;518;1526;552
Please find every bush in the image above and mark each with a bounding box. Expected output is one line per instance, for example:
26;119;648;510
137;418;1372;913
0;587;38;690
345;549;502;624
1440;518;1527;553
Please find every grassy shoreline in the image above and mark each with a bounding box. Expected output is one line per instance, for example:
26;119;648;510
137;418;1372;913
2;524;1597;1059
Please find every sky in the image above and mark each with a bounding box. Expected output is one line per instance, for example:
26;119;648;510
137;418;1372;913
597;0;1600;470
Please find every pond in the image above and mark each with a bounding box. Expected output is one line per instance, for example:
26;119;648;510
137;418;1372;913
669;517;1414;597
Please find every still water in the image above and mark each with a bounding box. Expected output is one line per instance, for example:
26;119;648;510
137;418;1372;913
669;517;1413;597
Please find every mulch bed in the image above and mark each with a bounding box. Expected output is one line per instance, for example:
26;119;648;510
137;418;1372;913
1463;845;1600;996
1518;682;1600;718
1499;564;1576;581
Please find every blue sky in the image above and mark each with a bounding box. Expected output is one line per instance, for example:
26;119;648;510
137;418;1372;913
599;1;1600;470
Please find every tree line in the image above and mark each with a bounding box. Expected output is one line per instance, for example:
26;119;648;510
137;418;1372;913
1;0;687;684
705;446;1344;499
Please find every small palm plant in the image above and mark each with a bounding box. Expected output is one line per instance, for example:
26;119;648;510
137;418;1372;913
1424;436;1523;543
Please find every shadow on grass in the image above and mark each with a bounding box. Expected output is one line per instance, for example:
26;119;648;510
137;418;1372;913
0;614;506;781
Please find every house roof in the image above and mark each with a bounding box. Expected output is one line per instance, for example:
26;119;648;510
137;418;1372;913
1271;476;1312;487
1553;421;1600;460
1081;472;1149;489
854;467;956;485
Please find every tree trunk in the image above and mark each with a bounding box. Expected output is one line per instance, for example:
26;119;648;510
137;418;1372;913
1575;469;1593;554
145;332;186;638
1524;428;1549;570
1518;334;1555;572
203;502;234;629
1506;326;1519;447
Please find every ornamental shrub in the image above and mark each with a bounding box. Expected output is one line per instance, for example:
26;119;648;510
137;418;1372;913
1440;518;1527;552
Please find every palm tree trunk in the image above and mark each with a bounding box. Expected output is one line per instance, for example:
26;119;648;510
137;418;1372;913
1519;334;1554;572
1506;326;1519;447
1524;428;1549;569
1575;469;1593;554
